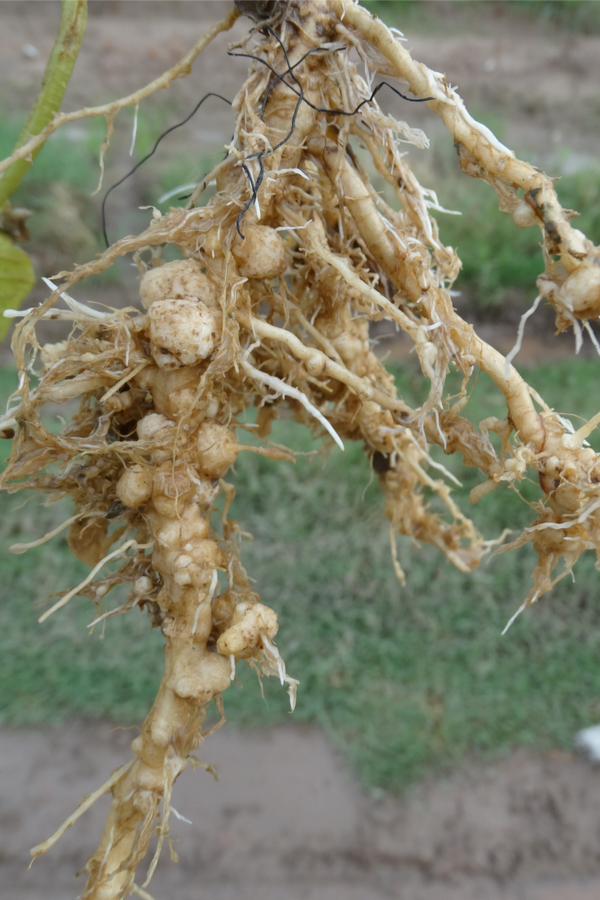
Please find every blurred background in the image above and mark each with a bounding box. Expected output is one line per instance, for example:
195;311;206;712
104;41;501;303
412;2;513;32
2;2;600;898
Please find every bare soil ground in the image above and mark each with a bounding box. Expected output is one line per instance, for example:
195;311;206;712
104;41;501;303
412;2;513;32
3;3;600;898
3;720;600;900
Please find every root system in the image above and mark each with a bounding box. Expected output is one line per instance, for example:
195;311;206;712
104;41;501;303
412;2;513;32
2;2;600;897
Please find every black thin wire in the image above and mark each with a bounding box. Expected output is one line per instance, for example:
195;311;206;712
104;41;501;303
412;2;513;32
237;155;266;231
233;84;300;236
259;45;324;119
102;38;435;246
233;35;314;235
230;26;434;117
228;30;434;237
262;26;307;152
101;92;232;248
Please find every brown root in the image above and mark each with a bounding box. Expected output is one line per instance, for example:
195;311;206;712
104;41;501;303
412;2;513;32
2;1;600;895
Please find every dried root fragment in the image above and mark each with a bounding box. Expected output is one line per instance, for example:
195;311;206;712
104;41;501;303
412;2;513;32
2;1;600;896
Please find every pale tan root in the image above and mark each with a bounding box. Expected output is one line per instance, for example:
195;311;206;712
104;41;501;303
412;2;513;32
30;758;135;862
4;1;600;896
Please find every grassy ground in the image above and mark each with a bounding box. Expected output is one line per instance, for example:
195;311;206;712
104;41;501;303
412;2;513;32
2;0;600;791
2;359;600;792
363;0;600;36
370;147;600;314
0;112;221;282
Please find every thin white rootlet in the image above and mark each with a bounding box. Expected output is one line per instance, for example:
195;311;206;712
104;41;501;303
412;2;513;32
158;183;197;204
501;591;539;636
504;294;542;379
241;353;344;451
129;103;139;157
42;277;108;320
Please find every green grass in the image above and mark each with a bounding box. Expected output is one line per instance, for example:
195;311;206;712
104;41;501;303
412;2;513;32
0;107;231;284
2;359;600;792
362;1;600;35
0;368;165;723
357;111;600;315
511;0;600;33
438;169;600;311
0;113;108;275
378;145;600;313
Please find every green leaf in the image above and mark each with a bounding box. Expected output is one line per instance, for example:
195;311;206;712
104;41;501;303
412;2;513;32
0;233;35;340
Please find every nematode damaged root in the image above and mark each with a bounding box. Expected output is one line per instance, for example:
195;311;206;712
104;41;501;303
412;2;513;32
2;2;600;896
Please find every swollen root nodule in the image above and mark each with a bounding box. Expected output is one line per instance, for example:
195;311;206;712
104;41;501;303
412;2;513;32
2;1;600;896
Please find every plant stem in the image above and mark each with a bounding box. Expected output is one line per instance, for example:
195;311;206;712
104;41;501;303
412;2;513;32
0;0;87;207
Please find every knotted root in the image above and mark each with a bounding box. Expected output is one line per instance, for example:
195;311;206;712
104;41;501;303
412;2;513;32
3;1;600;896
